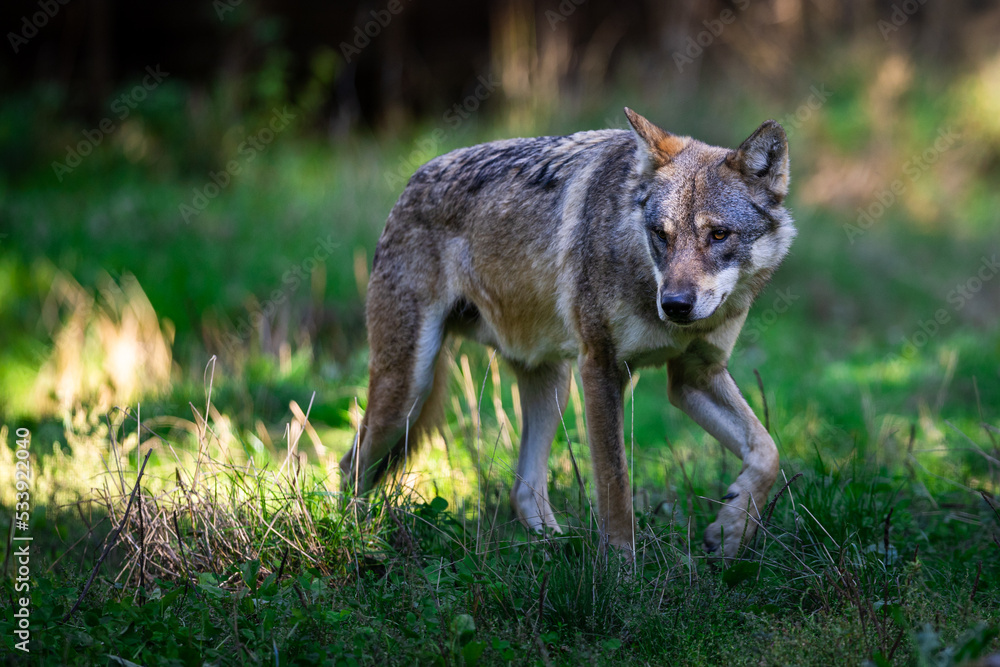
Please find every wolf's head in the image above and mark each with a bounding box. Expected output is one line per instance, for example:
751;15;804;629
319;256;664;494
624;108;796;327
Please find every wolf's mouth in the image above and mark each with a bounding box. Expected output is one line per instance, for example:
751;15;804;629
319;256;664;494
666;291;729;325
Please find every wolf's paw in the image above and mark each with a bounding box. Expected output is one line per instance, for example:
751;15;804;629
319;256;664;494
511;481;562;535
597;530;636;564
703;496;758;560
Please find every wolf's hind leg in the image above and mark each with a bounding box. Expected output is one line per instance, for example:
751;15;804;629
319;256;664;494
509;361;571;533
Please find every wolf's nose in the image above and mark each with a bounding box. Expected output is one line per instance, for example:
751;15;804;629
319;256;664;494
661;293;694;320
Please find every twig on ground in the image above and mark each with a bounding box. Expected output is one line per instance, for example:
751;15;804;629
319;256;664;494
172;511;190;584
62;448;152;623
970;560;983;602
764;472;803;526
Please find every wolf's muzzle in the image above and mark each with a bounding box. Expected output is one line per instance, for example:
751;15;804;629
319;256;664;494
660;291;695;324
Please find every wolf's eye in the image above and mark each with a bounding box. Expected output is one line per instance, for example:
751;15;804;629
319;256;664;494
710;229;730;242
654;228;668;242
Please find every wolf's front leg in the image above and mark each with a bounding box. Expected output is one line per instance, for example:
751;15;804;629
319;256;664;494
667;356;779;560
510;361;571;534
579;351;635;551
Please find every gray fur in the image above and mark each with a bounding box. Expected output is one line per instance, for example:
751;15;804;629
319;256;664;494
342;109;796;560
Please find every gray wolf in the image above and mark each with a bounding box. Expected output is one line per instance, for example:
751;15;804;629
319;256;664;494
340;108;795;559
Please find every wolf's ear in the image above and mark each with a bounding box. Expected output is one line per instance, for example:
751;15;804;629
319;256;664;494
726;120;790;203
624;107;686;171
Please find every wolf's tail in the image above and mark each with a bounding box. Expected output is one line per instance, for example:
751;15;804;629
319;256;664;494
368;349;451;487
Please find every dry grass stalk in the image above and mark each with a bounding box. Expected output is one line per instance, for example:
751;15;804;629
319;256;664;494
95;372;357;590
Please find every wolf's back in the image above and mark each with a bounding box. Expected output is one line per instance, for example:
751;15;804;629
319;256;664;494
393;130;635;225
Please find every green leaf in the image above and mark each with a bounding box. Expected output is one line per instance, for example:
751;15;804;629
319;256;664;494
241;559;261;591
451;613;476;646
158;587;183;610
430;496;449;513
197;581;225;598
722;561;760;589
869;651;891;667
463;640;486;666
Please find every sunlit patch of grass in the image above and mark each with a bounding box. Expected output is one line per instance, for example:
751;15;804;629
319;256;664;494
29;269;174;416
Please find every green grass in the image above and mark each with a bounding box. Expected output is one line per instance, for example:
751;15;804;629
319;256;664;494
3;52;1000;664
2;424;998;665
2;332;998;664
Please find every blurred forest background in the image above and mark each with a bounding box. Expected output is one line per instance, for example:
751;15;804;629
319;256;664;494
1;1;1000;664
1;0;999;498
2;0;1000;508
